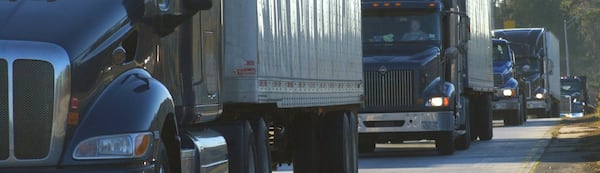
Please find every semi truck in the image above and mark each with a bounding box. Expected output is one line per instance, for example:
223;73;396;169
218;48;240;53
560;76;592;117
491;38;527;126
493;28;561;117
359;0;496;155
0;0;363;172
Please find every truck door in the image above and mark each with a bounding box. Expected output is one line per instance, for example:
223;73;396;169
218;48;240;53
190;10;221;123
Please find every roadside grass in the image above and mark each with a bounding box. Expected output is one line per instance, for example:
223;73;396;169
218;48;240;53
558;112;600;172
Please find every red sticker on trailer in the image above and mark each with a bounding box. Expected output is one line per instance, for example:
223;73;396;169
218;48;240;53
235;68;256;75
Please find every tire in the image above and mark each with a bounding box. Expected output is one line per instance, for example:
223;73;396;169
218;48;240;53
358;135;376;153
346;111;359;172
250;117;272;173
320;111;357;173
436;131;455;155
455;96;471;150
293;114;321;173
156;141;171;173
476;94;493;141
520;94;528;123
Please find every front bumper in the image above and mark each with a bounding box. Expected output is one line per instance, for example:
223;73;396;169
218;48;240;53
492;98;520;110
358;111;454;133
526;100;546;109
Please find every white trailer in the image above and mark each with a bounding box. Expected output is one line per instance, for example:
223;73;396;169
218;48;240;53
189;0;364;172
545;31;561;115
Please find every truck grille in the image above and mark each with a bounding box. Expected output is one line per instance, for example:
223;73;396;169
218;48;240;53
0;60;7;160
560;95;571;113
363;70;414;108
1;60;54;160
493;74;503;87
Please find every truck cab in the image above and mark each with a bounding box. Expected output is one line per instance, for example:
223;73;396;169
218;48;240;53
491;38;527;126
359;0;495;155
560;76;588;117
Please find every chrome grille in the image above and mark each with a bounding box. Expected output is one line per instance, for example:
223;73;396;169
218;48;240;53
560;95;571;113
0;40;70;167
363;70;414;108
13;60;54;159
0;60;7;160
493;74;503;87
525;82;532;99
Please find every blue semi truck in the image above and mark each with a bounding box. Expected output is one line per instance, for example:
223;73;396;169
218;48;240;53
358;0;496;155
491;38;527;126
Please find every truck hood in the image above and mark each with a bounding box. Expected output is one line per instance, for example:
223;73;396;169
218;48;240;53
362;46;440;70
493;60;512;74
0;0;140;59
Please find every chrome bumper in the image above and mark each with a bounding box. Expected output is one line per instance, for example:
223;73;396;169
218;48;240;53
526;100;546;109
492;98;520;110
358;111;454;133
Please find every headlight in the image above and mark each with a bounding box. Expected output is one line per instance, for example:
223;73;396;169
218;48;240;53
502;89;514;97
535;93;544;99
74;132;153;160
573;98;578;103
426;97;448;107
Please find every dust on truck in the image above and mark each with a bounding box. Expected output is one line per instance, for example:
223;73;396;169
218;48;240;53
358;0;496;155
0;0;363;172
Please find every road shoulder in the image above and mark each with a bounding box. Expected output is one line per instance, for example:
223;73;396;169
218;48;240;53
534;115;600;173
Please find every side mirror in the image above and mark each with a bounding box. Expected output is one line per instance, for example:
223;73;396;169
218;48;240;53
184;0;212;11
444;47;459;60
522;65;531;72
154;0;212;36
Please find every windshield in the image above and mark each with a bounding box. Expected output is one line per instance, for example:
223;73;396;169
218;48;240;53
493;44;510;61
362;10;441;44
561;81;582;94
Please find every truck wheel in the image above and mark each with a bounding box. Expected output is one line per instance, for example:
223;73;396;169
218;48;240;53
520;94;528;123
359;135;376;153
250;117;272;173
455;96;471;150
436;131;455;155
157;116;179;173
477;94;493;141
156;141;171;173
321;111;357;173
292;114;321;173
346;111;359;172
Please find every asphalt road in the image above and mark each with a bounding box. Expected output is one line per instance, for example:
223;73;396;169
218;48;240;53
275;118;561;173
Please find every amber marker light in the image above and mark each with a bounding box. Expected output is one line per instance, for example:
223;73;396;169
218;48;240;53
428;2;436;7
135;134;151;156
